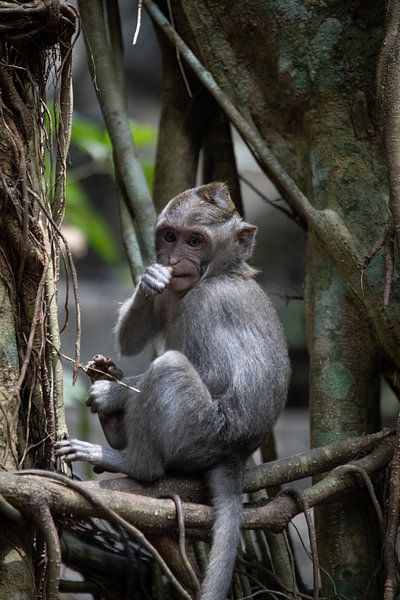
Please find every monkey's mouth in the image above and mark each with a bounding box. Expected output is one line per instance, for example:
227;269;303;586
171;271;192;279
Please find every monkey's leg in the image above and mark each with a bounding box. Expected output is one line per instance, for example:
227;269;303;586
131;350;227;472
56;353;223;479
86;376;142;450
85;376;141;415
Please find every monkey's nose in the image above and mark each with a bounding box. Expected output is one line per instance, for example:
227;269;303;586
169;255;181;265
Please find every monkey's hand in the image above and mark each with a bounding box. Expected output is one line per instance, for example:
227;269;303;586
139;263;173;299
86;354;124;384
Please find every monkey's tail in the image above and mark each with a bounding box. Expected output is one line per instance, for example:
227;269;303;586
201;460;244;600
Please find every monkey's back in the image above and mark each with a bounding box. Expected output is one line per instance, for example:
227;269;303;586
162;274;290;448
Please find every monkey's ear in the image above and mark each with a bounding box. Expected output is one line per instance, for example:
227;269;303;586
235;222;257;260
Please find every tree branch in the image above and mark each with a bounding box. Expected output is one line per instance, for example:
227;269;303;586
88;428;393;502
0;432;391;537
377;0;400;256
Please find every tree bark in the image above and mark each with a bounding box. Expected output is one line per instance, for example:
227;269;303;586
0;0;75;594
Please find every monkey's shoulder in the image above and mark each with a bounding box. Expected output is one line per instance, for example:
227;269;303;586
185;274;279;324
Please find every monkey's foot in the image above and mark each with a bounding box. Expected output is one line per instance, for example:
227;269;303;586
54;439;132;475
54;439;102;464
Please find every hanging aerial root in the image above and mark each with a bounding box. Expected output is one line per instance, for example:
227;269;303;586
383;410;400;600
167;493;201;597
280;487;319;600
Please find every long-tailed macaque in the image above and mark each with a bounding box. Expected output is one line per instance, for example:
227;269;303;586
55;182;290;600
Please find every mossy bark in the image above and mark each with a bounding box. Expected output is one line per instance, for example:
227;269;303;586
0;1;75;595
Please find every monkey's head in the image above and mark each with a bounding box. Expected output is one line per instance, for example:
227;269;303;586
156;182;257;295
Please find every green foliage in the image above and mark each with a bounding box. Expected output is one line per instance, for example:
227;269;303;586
66;179;119;264
280;299;305;349
66;113;156;264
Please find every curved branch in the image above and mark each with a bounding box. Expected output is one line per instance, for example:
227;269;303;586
0;433;392;539
250;436;393;533
168;494;201;596
90;428;393;501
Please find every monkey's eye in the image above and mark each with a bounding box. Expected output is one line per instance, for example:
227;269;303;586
163;231;176;243
186;235;202;248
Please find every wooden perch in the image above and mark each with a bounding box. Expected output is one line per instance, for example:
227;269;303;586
0;430;392;536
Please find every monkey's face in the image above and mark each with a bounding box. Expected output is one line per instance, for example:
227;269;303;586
156;226;211;295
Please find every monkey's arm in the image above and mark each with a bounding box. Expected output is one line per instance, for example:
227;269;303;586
117;263;172;355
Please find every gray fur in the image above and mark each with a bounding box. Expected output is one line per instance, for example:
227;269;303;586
55;183;290;600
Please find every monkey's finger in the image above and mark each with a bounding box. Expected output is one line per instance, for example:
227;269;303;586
147;263;173;280
144;268;172;289
54;439;97;458
141;274;167;294
143;265;171;283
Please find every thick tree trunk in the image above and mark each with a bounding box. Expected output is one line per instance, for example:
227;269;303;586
0;1;75;595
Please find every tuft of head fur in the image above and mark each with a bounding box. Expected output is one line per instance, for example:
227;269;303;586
157;182;238;228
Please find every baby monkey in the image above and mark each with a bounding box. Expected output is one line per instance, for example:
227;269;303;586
55;182;290;600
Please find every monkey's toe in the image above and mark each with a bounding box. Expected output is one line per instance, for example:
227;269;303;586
54;439;99;463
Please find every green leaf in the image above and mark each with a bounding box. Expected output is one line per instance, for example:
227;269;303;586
66;180;119;264
130;122;157;146
142;160;155;190
71;116;111;161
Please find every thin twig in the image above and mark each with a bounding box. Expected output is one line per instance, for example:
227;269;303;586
132;0;143;45
240;173;303;227
282;530;298;599
166;0;193;98
48;343;141;393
